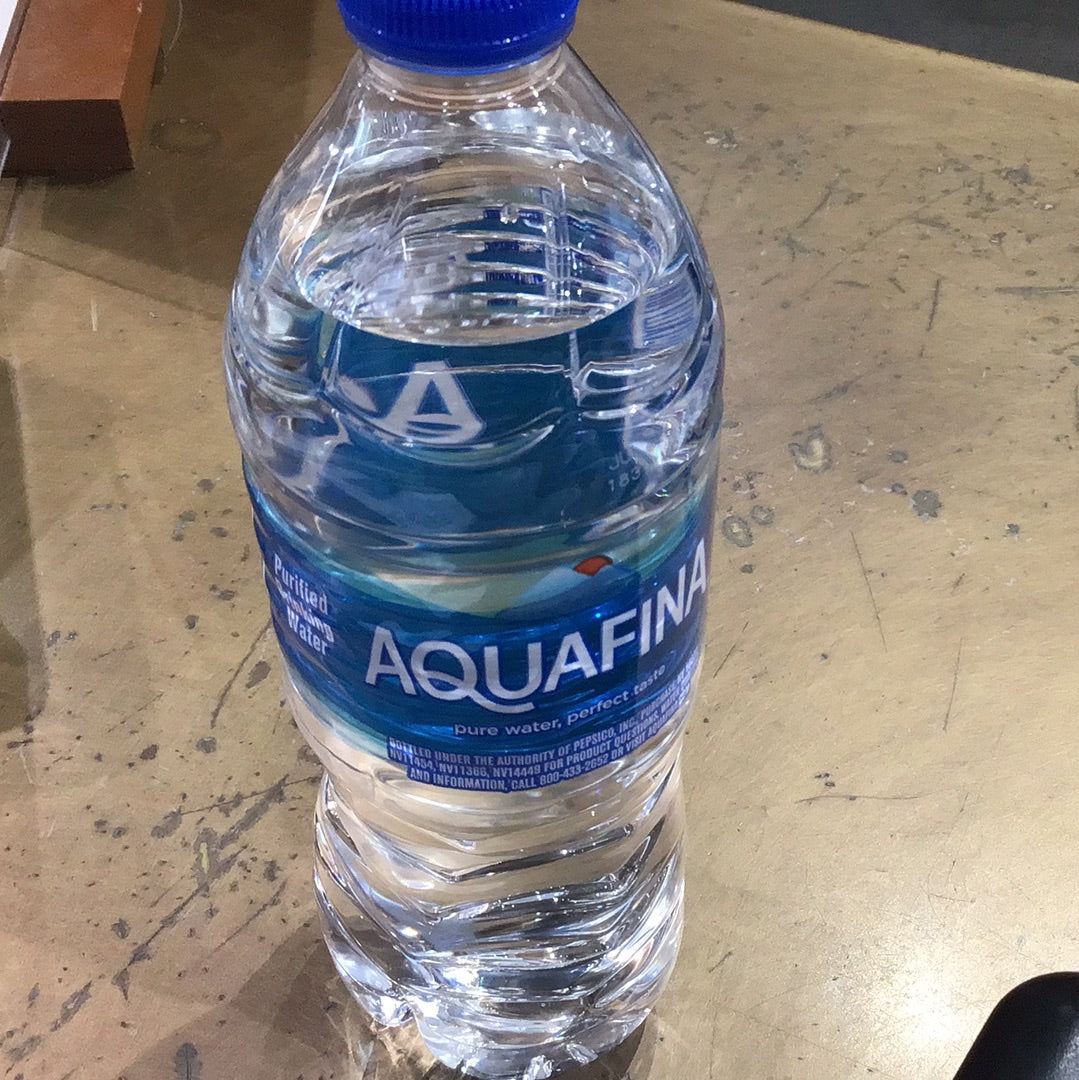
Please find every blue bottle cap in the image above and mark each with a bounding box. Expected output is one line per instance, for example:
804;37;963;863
338;0;580;73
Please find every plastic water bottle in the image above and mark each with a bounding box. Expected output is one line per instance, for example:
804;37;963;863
224;0;724;1075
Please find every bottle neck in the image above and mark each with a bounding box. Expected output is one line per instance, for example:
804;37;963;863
363;46;566;109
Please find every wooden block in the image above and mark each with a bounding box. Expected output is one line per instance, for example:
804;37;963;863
0;0;167;176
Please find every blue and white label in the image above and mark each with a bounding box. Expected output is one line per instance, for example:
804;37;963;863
386;660;696;791
254;493;711;791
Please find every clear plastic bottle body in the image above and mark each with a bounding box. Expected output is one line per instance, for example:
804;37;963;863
225;44;723;1079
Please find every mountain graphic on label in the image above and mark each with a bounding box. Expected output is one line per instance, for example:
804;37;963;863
573;555;613;576
366;552;631;620
506;555;637;621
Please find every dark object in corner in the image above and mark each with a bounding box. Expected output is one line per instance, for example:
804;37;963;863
954;973;1079;1079
733;0;1079;83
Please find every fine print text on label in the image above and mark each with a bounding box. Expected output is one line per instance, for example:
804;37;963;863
388;660;694;792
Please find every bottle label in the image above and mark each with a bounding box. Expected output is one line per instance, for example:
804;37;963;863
253;492;711;791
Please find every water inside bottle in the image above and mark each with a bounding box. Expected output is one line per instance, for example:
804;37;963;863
224;54;723;1077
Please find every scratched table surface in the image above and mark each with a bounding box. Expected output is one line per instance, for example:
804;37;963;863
1;1;1077;1077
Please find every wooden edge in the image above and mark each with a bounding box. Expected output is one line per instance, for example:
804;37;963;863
0;0;168;177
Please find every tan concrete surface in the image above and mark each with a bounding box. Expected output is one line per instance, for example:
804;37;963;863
1;1;1077;1077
